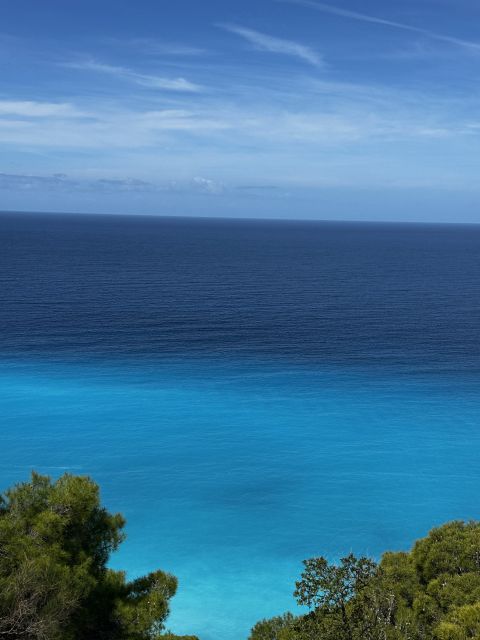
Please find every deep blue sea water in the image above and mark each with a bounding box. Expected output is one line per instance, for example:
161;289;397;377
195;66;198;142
1;212;480;639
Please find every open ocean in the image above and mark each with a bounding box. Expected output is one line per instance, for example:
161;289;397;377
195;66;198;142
1;212;480;640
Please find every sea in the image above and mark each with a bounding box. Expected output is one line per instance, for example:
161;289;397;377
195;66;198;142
0;212;479;640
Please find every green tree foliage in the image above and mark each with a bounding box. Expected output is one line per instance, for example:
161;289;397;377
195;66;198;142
249;522;480;640
249;613;298;640
435;603;480;640
0;472;197;640
162;636;201;640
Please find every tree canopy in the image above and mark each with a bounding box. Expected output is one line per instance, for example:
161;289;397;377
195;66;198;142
250;521;480;640
0;472;197;640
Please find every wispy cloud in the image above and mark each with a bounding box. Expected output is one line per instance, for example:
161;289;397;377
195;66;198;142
0;100;83;117
0;104;232;149
0;85;474;155
0;172;154;192
280;0;480;52
0;172;224;195
128;38;207;57
219;24;324;67
64;59;203;92
191;176;224;194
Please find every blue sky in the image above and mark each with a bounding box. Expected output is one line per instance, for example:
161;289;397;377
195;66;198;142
1;0;480;220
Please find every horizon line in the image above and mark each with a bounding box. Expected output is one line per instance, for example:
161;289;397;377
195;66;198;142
1;208;479;227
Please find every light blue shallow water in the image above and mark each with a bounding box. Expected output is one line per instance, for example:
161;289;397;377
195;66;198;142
1;357;479;639
1;214;480;638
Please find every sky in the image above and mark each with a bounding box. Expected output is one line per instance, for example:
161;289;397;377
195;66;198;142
1;0;480;221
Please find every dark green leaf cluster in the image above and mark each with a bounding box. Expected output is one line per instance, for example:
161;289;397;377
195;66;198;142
249;521;480;640
0;472;197;640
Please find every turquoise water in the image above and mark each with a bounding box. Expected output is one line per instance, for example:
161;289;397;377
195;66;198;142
1;214;480;638
1;357;479;639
